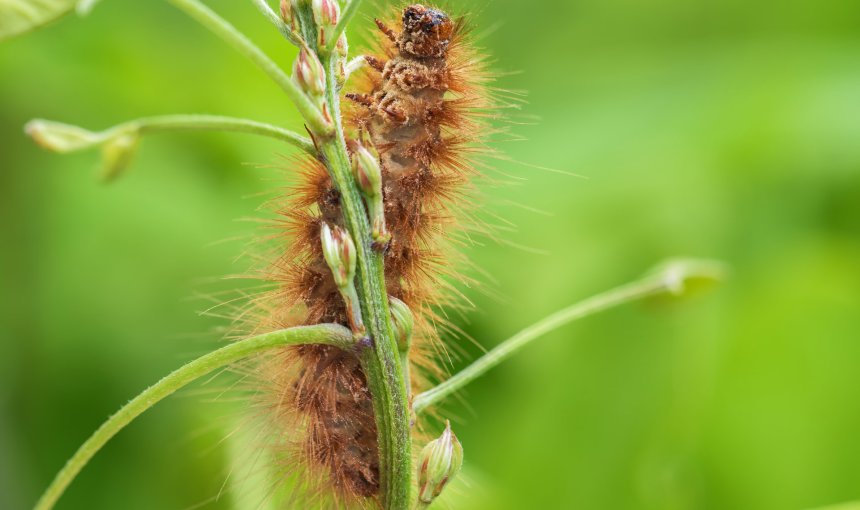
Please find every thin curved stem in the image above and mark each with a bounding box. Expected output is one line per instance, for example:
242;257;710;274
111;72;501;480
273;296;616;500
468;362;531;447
249;0;301;46
344;55;366;81
326;0;363;53
33;324;353;510
412;259;726;414
26;115;313;153
124;114;314;152
166;0;330;135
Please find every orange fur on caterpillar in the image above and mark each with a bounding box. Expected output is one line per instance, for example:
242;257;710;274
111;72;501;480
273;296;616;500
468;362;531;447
252;3;499;507
346;3;498;389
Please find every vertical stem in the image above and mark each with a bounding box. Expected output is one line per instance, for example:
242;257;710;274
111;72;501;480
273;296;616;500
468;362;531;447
316;55;412;508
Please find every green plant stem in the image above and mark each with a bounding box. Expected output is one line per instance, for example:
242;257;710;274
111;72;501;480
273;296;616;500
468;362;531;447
33;324;353;510
325;0;362;53
412;259;726;414
316;50;412;509
249;0;301;46
73;114;312;152
166;0;330;135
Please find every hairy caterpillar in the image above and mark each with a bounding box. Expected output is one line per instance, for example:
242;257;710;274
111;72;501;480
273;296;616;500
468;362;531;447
253;3;497;506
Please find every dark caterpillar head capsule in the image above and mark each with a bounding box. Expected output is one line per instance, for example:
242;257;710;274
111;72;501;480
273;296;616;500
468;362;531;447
400;4;453;58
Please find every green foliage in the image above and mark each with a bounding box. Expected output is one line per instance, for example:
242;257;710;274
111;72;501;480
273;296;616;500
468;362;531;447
1;0;859;509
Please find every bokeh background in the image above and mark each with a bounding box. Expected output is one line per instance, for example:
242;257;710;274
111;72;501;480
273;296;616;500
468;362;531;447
2;0;860;509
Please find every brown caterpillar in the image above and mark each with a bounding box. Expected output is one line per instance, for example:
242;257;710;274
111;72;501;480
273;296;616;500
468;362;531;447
251;3;497;506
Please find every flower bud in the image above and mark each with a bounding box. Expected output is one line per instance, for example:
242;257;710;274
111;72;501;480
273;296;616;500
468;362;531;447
336;32;348;58
320;222;365;335
312;0;339;27
100;131;140;182
320;222;356;289
293;45;326;98
26;120;141;182
351;142;382;198
312;0;340;48
280;0;303;33
417;420;463;504
350;138;391;247
335;57;347;88
25;120;102;153
279;0;291;23
389;297;413;353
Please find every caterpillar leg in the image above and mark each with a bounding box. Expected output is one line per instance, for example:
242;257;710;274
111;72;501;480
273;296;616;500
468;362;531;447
374;19;398;43
382;105;407;124
346;93;374;108
364;55;387;73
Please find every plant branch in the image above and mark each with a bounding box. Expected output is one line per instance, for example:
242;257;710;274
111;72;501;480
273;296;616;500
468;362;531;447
133;114;315;151
326;0;362;53
249;0;301;46
344;55;365;81
33;324;354;510
412;259;726;414
166;0;330;135
29;115;314;153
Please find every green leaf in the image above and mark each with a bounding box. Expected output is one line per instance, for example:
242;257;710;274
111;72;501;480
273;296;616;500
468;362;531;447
0;0;76;41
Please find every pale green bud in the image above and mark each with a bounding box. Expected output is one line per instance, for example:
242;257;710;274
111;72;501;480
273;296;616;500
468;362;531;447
312;0;339;25
320;222;365;335
26;120;140;181
351;141;382;198
293;45;326;98
280;0;304;34
417;420;463;504
100;131;140;182
389;297;414;353
320;223;356;289
280;0;293;29
350;138;391;247
25;120;102;153
336;32;348;58
312;0;340;48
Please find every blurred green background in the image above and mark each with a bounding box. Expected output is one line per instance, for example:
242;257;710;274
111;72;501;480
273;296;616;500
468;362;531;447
2;0;860;509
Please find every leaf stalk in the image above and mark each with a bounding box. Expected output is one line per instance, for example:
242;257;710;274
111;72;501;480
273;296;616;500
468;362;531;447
33;324;354;510
412;259;726;413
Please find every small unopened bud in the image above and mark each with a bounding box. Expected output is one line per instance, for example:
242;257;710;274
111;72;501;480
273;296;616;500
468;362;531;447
321;223;365;335
351;142;382;198
25;120;101;153
336;33;348;58
280;0;303;34
335;57;347;88
293;45;326;97
312;0;339;27
389;297;413;353
26;120;141;182
417;421;463;505
350;139;391;247
312;0;340;48
100;131;139;182
279;0;291;23
320;223;355;288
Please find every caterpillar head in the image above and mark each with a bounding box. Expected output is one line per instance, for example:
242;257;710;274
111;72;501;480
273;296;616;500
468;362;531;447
399;4;453;58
